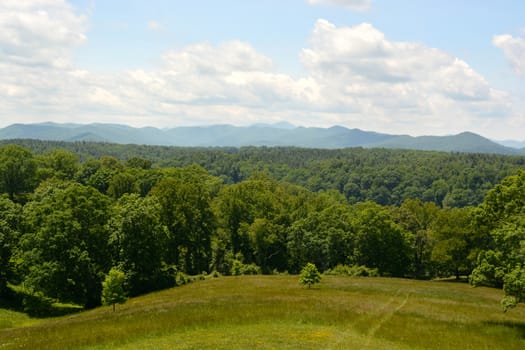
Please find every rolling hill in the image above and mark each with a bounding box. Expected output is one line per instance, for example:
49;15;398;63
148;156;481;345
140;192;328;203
0;122;523;155
1;276;524;349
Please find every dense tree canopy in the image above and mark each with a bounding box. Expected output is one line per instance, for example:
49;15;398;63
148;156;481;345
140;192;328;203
18;180;110;307
0;143;523;312
470;170;525;310
0;145;37;200
109;194;169;296
0;195;21;295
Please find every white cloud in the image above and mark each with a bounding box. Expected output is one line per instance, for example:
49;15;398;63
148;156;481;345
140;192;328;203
0;3;522;140
307;0;372;12
297;20;510;134
102;21;517;137
0;0;93;125
0;0;87;68
493;34;525;76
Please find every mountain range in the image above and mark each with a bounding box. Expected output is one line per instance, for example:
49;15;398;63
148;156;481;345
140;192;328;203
0;122;524;155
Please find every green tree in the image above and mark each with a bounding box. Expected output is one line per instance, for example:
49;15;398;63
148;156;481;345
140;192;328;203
19;181;111;308
107;171;137;199
0;195;21;295
430;207;475;279
126;157;152;170
0;145;37;200
500;266;525;312
471;170;525;310
101;268;127;312
352;202;411;277
299;262;321;288
86;156;124;194
109;194;169;295
286;199;353;273
393;199;440;279
39;149;79;180
151;166;216;274
248;218;287;274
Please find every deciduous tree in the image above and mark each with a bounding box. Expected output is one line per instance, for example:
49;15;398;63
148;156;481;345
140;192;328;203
101;268;127;312
299;262;321;288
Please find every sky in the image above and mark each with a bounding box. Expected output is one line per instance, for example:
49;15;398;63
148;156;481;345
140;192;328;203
1;0;525;140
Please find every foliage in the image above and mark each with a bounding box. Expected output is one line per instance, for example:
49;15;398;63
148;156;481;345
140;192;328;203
17;181;111;308
470;170;525;310
0;145;37;201
324;264;379;277
392;199;440;279
101;268;127;312
430;207;476;279
0;196;21;295
109;194;170;296
5;140;525;208
150;166;215;274
501;266;525;312
299;263;321;288
230;259;262;276
352;202;411;277
1;143;525;315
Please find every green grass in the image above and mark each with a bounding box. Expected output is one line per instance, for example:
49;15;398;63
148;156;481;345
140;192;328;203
1;276;524;349
0;308;42;330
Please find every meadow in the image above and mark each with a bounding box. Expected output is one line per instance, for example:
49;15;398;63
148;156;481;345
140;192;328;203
1;275;524;349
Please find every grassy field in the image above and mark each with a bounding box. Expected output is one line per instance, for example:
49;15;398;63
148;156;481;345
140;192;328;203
1;275;524;349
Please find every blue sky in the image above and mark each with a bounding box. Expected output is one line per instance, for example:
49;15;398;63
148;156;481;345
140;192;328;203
1;0;525;140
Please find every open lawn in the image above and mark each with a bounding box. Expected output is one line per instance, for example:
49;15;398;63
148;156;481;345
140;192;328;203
1;276;524;349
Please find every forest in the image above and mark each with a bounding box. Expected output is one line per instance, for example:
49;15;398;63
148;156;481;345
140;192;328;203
0;142;524;314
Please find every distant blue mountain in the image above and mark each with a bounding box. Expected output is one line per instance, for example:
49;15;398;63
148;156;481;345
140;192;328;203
496;139;525;149
0;122;523;155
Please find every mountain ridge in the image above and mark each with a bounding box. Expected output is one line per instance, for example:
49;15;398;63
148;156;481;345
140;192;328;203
0;122;523;155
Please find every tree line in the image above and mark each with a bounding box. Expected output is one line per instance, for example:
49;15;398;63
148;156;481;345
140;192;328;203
4;139;525;207
0;143;523;312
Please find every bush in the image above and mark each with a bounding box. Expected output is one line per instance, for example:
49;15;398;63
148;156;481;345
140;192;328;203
20;291;82;317
22;291;54;317
230;260;261;276
299;263;321;288
240;263;262;275
205;270;222;279
324;264;379;277
175;272;190;286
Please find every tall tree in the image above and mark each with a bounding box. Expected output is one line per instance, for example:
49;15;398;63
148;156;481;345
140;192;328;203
19;181;111;307
0;145;37;201
471;170;525;310
393;199;440;279
150;166;216;274
352;202;411;277
0;195;21;295
430;207;475;279
109;194;169;295
39;149;79;180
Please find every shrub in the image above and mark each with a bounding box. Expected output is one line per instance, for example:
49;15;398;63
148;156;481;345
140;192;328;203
299;263;321;288
230;260;261;276
324;264;379;277
240;263;262;275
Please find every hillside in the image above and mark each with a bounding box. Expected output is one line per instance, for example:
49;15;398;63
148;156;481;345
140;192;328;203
0;122;523;155
371;132;519;154
1;276;524;349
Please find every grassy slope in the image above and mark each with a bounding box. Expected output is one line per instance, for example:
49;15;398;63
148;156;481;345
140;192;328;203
0;309;42;330
1;276;524;349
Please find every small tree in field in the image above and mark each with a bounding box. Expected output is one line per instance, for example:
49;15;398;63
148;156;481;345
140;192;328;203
101;268;127;312
299;263;321;288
